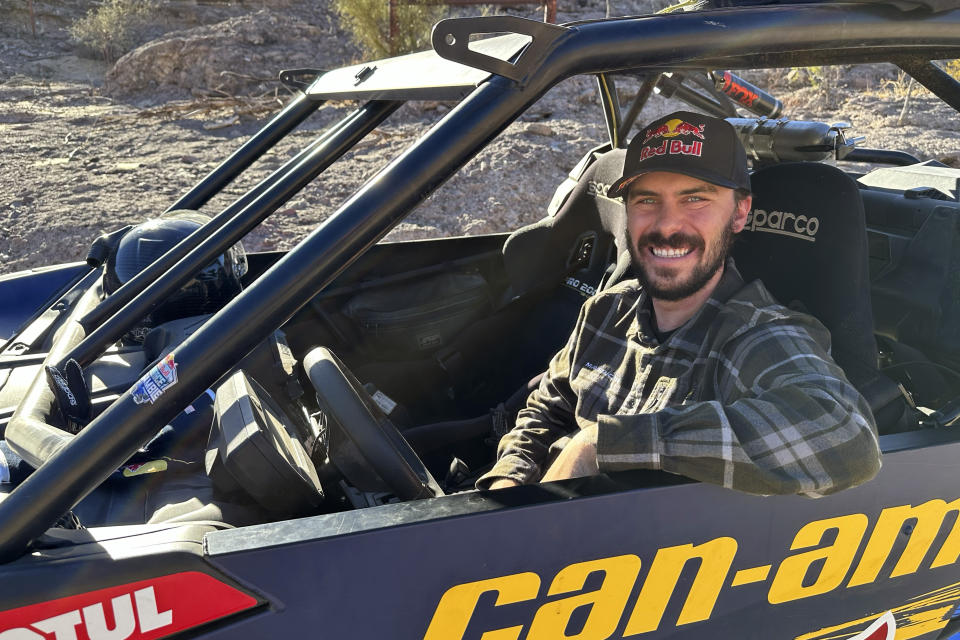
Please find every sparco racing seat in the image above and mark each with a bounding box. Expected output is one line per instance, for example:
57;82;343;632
733;162;909;432
497;146;630;384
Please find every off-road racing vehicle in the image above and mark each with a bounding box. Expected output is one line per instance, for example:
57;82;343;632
2;1;960;638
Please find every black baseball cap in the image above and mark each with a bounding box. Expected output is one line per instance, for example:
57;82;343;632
608;110;750;198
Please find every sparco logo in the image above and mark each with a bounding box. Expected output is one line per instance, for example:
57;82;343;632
745;208;819;242
587;181;611;198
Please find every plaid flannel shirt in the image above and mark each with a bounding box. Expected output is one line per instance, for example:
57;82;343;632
478;259;881;496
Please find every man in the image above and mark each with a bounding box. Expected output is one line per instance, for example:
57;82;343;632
477;110;881;496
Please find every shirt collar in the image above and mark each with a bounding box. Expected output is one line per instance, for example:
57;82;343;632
632;257;745;348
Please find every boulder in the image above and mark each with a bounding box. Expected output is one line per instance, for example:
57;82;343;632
105;10;358;97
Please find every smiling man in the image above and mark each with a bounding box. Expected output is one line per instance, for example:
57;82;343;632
477;111;881;496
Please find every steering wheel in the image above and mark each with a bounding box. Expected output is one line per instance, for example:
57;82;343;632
302;347;443;501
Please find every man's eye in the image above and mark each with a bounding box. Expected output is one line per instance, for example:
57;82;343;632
686;195;705;202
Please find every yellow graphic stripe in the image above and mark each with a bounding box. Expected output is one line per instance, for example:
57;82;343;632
731;565;772;586
794;580;960;640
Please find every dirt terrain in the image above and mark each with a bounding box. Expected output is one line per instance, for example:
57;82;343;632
1;0;958;276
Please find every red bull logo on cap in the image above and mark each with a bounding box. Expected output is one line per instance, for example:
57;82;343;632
639;139;703;162
642;118;706;144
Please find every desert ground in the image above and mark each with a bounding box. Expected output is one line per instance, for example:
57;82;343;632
1;0;958;276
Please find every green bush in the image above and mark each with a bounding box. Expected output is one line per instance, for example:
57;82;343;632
334;0;445;58
69;0;159;63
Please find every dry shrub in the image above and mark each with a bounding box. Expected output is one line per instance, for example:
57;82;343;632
942;59;960;81
334;0;445;58
69;0;160;63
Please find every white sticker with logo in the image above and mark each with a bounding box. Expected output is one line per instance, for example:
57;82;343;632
372;390;398;415
132;354;178;405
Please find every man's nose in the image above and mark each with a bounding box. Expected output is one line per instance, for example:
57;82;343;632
651;204;685;237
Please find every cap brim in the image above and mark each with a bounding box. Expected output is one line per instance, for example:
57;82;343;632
607;167;744;199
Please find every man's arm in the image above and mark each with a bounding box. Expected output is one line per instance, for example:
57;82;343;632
475;307;585;490
594;318;881;496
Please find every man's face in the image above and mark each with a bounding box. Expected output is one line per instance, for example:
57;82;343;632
625;172;751;301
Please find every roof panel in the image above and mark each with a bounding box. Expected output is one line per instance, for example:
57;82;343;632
307;34;531;101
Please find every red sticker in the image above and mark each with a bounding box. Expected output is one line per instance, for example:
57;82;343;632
0;571;258;639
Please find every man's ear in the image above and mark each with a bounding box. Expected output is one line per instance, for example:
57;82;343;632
731;194;752;233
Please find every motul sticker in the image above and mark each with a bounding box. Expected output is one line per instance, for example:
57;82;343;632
0;571;258;639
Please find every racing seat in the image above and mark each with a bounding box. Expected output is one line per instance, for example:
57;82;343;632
493;146;631;390
397;147;635;471
733;162;910;433
352;146;632;427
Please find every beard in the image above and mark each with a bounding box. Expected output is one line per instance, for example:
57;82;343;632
629;213;737;302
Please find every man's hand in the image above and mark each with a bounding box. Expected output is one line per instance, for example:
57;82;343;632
540;425;599;483
488;478;521;490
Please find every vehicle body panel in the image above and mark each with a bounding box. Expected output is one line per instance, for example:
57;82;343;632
0;263;87;342
196;438;960;639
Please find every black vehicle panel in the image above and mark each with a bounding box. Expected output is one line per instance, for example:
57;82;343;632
203;439;960;639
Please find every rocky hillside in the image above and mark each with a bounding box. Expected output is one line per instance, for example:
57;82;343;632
0;0;957;274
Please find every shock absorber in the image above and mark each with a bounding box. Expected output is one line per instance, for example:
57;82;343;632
711;70;783;118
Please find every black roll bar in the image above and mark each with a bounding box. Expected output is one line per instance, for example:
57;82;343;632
618;73;660;148
77;102;383;336
898;58;960;112
596;73;622;149
165;92;322;213
2;96;324;362
845;148;922;166
61;101;401;369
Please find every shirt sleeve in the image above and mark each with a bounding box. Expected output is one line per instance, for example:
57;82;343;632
595;318;882;496
475;305;586;489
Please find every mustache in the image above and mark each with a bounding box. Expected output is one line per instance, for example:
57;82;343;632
636;231;705;252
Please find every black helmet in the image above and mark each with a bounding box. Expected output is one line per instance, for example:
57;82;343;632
104;210;247;342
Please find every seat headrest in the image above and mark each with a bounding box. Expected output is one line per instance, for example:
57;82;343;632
733;162;877;379
502;147;627;296
590;148;627;200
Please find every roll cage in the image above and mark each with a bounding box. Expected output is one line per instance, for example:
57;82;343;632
2;1;960;562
